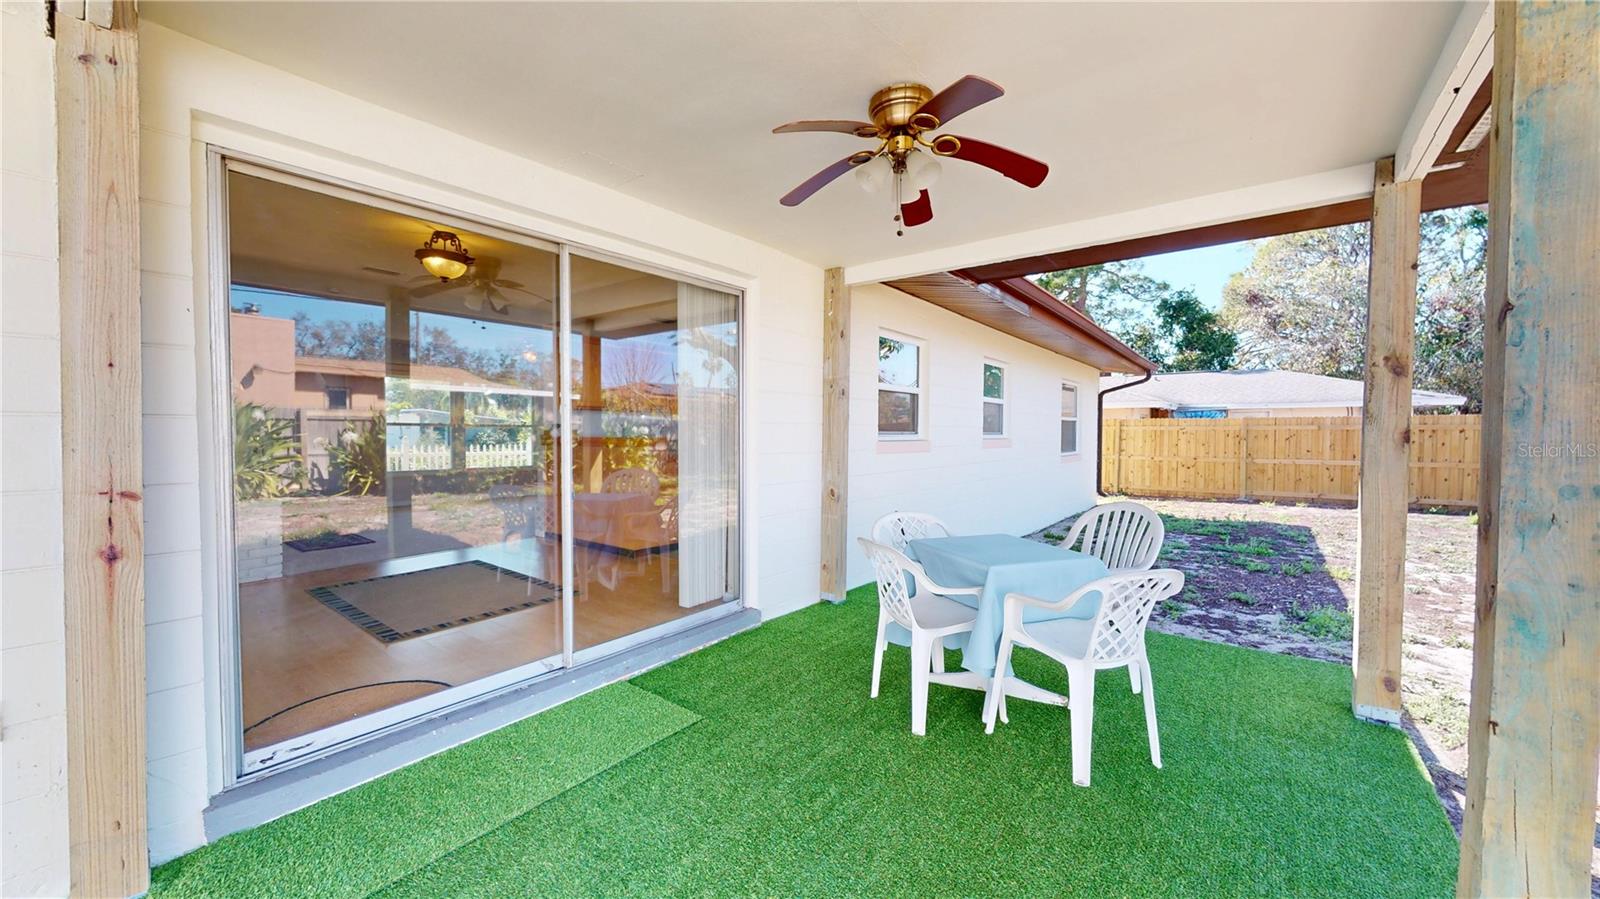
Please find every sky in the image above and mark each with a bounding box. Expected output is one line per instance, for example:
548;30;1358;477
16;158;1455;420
1130;240;1256;310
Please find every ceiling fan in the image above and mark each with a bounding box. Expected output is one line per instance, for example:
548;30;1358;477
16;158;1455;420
773;75;1048;235
408;256;547;314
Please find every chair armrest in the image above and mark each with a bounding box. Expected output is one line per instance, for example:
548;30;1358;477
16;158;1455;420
1000;581;1102;631
908;566;982;599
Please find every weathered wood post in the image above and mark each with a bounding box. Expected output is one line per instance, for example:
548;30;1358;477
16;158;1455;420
1353;156;1422;725
1457;2;1599;895
819;267;850;601
54;1;149;894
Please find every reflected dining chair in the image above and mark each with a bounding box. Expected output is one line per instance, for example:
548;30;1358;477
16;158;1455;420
1062;500;1164;572
858;537;980;736
982;569;1185;786
871;511;954;555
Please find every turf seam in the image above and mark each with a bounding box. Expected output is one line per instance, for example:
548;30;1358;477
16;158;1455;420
369;713;711;898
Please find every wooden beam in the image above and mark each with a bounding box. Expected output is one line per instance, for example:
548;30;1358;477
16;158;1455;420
53;3;148;896
819;267;849;602
1352;157;1420;726
1458;3;1600;895
958;159;1485;284
1393;0;1493;181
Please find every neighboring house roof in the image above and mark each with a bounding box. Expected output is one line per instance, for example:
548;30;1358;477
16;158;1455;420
883;273;1153;375
295;355;539;393
1100;369;1466;410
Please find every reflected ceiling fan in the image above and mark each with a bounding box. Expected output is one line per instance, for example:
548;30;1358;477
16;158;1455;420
773;75;1048;235
408;255;548;314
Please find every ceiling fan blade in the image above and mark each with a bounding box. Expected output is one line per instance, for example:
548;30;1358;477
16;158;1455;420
772;119;878;137
779;154;871;207
463;291;484;312
900;189;933;228
944;135;1049;188
486;286;510;313
916;75;1004;128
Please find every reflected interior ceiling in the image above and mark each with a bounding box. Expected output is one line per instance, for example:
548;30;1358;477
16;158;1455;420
226;171;686;338
150;1;1463;267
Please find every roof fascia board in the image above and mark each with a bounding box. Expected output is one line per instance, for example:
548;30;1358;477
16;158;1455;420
1104;399;1465;410
1394;1;1494;182
841;163;1373;286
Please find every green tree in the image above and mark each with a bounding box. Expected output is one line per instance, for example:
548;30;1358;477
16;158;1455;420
1033;260;1237;371
1147;292;1238;371
1220;205;1485;409
1219;224;1371;379
1032;260;1169;339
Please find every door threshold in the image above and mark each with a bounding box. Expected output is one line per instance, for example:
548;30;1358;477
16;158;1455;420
202;607;758;844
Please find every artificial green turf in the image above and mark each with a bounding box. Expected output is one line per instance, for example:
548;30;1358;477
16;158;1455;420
380;586;1458;897
157;587;1459;897
149;682;700;899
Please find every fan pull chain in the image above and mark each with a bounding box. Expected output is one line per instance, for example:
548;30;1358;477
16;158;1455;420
893;164;905;237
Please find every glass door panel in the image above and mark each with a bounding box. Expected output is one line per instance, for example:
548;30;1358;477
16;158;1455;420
225;169;562;760
566;254;740;652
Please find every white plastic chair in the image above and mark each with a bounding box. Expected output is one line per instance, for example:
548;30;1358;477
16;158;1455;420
858;537;981;736
982;569;1185;786
871;511;953;555
1062;501;1164;571
601;467;660;497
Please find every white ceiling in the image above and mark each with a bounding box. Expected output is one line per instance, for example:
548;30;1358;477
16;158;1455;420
146;1;1461;269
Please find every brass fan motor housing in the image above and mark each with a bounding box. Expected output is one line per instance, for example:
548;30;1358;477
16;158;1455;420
868;82;936;132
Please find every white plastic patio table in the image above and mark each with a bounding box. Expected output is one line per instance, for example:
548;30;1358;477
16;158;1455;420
889;534;1109;712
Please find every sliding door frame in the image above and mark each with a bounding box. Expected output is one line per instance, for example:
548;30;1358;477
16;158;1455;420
203;150;747;786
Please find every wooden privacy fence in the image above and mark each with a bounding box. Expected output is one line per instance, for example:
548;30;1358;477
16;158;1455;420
1100;415;1481;507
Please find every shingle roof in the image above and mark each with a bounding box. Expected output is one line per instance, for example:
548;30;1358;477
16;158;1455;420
1100;369;1465;410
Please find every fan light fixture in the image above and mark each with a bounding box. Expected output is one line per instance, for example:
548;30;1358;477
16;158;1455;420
415;230;474;282
773;75;1049;236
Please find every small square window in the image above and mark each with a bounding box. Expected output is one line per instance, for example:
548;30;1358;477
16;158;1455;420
325;387;350;410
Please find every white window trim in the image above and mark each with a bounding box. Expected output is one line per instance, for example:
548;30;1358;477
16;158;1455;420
1060;381;1081;456
981;359;1008;439
877;331;926;440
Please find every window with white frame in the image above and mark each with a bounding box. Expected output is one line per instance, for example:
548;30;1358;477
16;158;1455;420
981;361;1006;437
1060;382;1079;454
877;334;922;437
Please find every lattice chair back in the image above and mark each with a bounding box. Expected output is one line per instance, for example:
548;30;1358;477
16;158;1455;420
1064;501;1164;571
488;485;530;535
1083;570;1184;665
857;538;927;630
602;467;661;497
870;511;952;555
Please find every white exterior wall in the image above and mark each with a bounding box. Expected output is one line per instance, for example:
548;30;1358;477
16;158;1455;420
844;284;1102;589
0;5;70;896
127;22;822;863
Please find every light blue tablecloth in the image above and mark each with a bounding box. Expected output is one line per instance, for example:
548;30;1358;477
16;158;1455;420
886;534;1109;675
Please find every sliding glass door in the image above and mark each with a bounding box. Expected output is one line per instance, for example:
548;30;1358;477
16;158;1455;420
566;255;741;654
219;162;740;775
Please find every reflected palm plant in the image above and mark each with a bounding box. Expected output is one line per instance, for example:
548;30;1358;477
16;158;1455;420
233;402;303;501
325;410;387;496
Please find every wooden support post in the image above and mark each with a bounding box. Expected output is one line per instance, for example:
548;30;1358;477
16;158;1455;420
1353;156;1421;725
1458;3;1599;895
819;267;850;602
53;2;149;895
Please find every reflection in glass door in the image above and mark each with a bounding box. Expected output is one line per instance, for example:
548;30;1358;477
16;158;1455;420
566;254;741;653
225;168;563;766
221;162;742;775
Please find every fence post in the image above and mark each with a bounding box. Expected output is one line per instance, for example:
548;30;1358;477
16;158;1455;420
1236;418;1250;500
